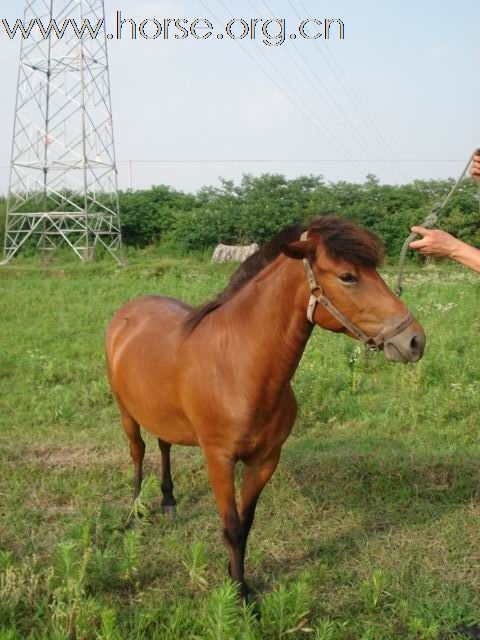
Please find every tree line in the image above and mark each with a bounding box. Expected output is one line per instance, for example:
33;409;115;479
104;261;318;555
0;173;479;257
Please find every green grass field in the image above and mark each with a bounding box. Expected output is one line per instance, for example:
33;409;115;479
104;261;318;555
1;252;479;640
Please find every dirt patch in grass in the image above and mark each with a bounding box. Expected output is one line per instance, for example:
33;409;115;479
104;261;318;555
19;445;126;468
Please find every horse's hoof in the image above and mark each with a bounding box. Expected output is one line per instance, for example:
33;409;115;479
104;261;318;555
456;624;480;639
161;504;177;516
124;516;142;530
242;587;260;617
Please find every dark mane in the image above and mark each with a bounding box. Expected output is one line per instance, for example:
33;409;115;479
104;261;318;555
309;215;383;268
184;223;306;333
183;216;383;333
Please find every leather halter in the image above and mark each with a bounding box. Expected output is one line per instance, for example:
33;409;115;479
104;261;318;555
300;232;414;349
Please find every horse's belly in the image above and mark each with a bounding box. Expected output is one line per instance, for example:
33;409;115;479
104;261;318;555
142;415;199;446
113;366;199;446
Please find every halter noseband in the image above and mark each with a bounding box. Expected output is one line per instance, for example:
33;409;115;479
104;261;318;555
300;232;414;349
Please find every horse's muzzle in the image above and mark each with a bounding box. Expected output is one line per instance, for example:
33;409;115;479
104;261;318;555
383;321;426;363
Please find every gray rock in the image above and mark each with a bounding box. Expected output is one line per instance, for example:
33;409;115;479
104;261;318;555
211;243;259;263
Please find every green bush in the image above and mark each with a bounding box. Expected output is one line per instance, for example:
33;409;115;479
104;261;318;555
0;199;6;248
169;175;480;255
1;174;478;257
118;185;197;247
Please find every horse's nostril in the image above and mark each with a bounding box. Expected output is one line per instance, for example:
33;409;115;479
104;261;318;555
410;335;419;351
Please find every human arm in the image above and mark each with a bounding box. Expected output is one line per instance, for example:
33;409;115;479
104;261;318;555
470;150;480;180
409;227;480;273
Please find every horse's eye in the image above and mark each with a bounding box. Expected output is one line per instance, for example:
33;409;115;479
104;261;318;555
339;273;358;284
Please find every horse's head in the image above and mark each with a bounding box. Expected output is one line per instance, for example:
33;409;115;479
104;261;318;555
281;216;425;363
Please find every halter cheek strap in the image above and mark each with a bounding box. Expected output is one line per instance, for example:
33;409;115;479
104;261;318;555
300;232;414;349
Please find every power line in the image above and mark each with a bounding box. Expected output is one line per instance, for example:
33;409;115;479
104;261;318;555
197;0;366;179
292;0;410;182
322;41;409;180
113;159;466;164
0;159;468;170
253;0;399;184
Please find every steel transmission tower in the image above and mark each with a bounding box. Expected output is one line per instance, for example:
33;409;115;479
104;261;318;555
2;0;123;264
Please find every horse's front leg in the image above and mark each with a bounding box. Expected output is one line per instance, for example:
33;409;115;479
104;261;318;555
204;451;249;598
238;448;282;572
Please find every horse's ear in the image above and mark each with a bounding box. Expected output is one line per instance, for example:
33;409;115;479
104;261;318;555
281;240;313;260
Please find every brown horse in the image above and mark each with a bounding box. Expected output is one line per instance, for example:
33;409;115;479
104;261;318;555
105;216;425;599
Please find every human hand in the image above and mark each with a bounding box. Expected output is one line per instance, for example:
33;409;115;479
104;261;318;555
409;227;461;257
470;150;480;181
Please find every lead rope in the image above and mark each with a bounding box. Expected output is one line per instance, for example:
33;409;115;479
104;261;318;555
395;150;478;296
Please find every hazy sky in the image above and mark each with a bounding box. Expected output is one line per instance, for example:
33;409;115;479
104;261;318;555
0;0;478;193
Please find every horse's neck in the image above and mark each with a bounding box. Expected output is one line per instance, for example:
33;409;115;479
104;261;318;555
222;256;313;402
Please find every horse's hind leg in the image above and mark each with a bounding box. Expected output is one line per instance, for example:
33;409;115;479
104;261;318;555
158;439;176;512
121;411;145;501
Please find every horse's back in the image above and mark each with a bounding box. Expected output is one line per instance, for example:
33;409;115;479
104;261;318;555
109;294;191;324
106;295;190;362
